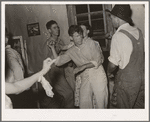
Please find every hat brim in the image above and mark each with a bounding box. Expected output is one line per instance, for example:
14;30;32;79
105;9;132;24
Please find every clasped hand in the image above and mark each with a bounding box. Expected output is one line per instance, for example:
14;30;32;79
73;65;86;75
42;58;56;75
47;40;55;49
107;72;114;81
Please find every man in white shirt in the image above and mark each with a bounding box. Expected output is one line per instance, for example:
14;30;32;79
107;5;144;108
5;35;25;82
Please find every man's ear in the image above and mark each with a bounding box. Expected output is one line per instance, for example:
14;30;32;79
48;29;51;33
87;30;90;34
116;17;120;26
69;36;73;41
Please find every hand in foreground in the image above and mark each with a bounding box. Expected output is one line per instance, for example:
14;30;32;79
61;42;74;51
48;44;55;49
42;58;56;75
107;72;114;81
47;40;55;49
73;65;86;75
105;31;113;40
67;42;74;49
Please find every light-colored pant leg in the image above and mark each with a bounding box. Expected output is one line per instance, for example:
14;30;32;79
89;66;108;108
79;70;93;108
91;81;108;108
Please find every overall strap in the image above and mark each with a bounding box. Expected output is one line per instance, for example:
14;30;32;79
119;29;139;42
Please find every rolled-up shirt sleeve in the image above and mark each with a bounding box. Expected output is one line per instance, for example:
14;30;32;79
55;51;72;66
108;34;121;66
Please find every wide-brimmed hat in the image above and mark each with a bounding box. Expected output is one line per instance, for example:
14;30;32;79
106;4;132;24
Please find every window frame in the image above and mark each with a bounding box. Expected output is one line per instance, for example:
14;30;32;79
67;4;113;51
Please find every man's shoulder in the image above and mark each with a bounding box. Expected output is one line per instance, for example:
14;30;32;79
85;38;98;47
6;47;15;54
117;25;138;36
46;37;58;43
65;45;76;54
6;47;20;58
68;44;75;50
57;38;65;45
113;30;128;40
84;37;92;43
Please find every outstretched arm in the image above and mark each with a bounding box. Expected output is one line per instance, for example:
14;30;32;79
55;52;72;66
5;58;55;94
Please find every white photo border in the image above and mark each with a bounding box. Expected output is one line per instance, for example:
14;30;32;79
1;1;149;121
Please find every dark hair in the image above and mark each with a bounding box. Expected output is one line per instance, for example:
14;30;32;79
46;20;57;29
79;23;93;37
10;39;21;49
5;51;9;78
5;28;9;38
68;25;83;37
6;32;14;47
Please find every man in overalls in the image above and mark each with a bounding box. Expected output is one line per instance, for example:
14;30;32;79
107;5;144;108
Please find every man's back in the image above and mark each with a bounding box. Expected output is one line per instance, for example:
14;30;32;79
5;45;24;82
108;23;141;69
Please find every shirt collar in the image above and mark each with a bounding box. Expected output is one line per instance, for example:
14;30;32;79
74;37;90;50
48;36;59;42
5;45;11;49
47;36;60;46
83;37;90;44
116;23;130;33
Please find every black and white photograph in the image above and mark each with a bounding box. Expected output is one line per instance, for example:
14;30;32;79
1;1;149;121
11;36;27;63
27;22;41;37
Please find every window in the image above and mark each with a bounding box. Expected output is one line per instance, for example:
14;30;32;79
67;4;113;51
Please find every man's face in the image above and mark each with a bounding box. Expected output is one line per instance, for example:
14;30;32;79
80;25;89;38
72;32;83;46
13;41;21;54
111;15;119;28
5;37;8;45
50;23;60;36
